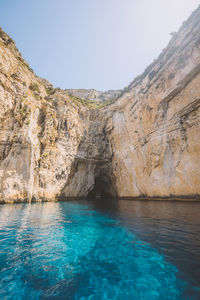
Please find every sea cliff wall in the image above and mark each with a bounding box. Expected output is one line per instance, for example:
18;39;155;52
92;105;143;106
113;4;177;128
105;7;200;198
0;6;200;202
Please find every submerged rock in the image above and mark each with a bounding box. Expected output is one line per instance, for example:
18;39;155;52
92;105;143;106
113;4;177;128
0;6;200;202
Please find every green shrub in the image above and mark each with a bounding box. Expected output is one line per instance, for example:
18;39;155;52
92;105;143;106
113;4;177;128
29;83;40;94
41;152;48;158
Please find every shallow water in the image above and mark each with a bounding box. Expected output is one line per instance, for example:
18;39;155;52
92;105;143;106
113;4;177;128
0;199;199;299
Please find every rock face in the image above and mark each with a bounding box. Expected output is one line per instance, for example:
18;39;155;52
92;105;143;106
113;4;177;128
66;89;121;103
105;7;200;198
0;6;200;202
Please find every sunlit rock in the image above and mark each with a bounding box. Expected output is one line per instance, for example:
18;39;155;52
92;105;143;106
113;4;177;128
0;6;200;202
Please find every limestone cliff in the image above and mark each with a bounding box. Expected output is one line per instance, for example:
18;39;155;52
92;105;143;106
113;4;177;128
0;6;200;202
66;89;121;104
105;7;200;198
0;27;116;202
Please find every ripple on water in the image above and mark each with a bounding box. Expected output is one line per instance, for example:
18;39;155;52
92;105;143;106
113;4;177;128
0;201;199;299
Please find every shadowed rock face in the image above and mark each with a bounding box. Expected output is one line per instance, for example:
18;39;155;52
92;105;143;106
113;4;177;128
0;6;200;202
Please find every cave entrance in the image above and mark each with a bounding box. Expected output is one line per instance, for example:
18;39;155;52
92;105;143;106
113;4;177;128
87;172;116;200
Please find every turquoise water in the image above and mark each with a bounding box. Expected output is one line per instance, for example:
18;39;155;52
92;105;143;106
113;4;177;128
0;200;199;299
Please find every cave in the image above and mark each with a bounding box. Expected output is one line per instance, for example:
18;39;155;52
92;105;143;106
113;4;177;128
87;171;117;200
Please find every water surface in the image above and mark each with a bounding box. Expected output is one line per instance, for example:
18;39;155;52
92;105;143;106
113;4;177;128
0;199;199;299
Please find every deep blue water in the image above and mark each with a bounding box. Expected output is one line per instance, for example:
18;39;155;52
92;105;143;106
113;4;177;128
0;200;200;299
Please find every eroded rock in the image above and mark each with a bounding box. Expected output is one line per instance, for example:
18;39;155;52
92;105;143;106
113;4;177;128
0;6;200;202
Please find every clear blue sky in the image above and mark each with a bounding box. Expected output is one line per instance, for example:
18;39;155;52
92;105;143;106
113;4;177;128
0;0;199;91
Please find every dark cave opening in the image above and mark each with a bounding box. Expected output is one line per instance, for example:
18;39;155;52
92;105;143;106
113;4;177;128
87;173;116;200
